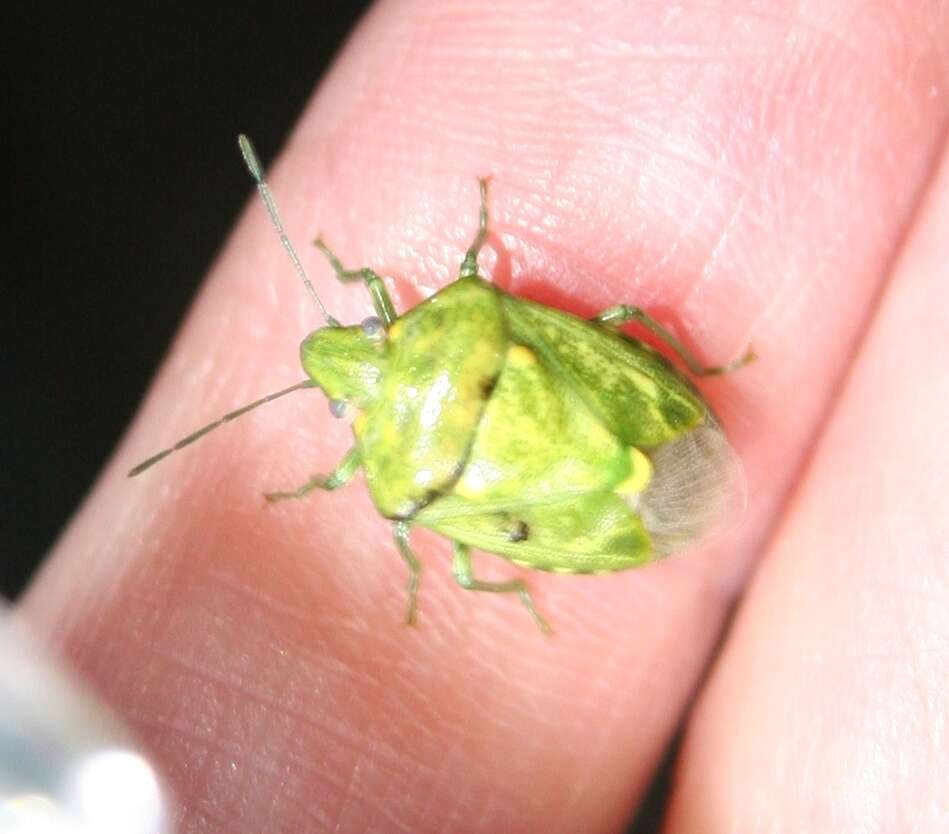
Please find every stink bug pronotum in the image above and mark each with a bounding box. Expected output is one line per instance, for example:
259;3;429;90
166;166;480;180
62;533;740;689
130;136;753;632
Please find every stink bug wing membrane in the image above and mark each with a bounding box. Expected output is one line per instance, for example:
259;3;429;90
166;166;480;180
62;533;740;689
638;414;746;557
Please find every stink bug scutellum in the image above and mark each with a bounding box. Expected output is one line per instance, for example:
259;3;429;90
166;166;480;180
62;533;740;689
130;136;753;632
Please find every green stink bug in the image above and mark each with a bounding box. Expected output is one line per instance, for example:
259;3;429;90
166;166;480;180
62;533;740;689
130;135;752;632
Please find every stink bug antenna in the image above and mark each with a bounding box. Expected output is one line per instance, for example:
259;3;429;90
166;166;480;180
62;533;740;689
238;134;339;327
128;379;317;477
127;138;329;479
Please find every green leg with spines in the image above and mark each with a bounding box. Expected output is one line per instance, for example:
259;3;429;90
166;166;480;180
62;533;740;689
592;304;755;376
313;238;397;326
459;178;490;280
393;522;422;626
264;447;361;502
451;541;551;633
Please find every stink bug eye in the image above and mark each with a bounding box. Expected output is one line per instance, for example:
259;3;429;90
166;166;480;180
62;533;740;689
361;316;384;338
328;399;348;419
129;135;753;633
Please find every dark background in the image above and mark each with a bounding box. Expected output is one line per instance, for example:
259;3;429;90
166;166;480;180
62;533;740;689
3;3;674;829
4;2;371;597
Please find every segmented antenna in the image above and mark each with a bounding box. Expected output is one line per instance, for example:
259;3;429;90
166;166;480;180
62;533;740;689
128;379;316;477
238;134;339;327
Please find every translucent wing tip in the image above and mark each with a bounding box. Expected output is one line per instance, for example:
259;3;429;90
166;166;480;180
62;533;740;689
638;415;746;558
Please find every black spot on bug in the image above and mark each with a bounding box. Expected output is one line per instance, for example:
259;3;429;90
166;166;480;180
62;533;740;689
388;488;445;521
479;373;501;399
506;520;529;543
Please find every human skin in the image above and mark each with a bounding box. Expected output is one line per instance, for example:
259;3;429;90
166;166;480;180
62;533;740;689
19;1;949;832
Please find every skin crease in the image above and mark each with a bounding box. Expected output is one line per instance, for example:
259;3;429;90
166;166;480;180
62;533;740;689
18;1;949;832
666;148;949;833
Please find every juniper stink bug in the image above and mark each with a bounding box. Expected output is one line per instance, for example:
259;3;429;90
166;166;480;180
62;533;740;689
130;136;752;632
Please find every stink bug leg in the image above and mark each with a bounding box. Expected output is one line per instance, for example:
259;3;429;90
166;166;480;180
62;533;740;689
592;305;755;376
452;542;551;634
459;178;490;279
393;522;422;626
264;447;361;502
313;239;397;326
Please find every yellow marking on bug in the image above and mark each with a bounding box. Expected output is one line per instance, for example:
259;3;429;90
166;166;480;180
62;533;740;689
353;413;367;437
574;340;660;398
625;368;658;398
615;447;653;496
508;345;536;368
388;320;405;342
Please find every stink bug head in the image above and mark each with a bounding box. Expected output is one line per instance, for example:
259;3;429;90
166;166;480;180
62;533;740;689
300;321;388;409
